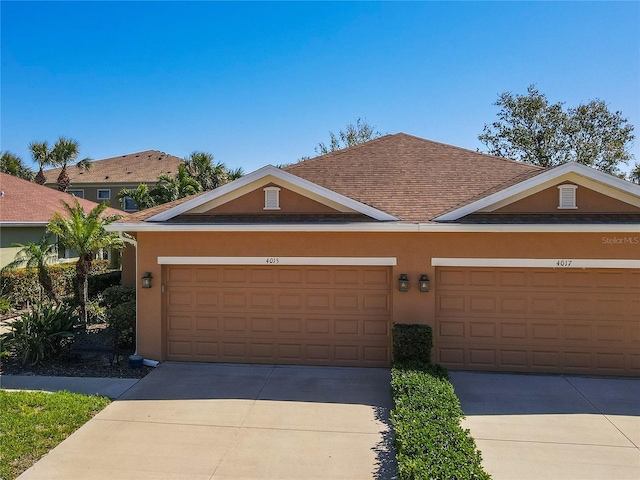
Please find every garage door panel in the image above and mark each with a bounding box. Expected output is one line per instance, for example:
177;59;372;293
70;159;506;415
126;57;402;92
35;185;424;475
165;265;392;367
435;267;639;376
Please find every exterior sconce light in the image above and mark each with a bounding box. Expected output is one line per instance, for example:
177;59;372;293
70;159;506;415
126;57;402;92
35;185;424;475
419;274;430;292
398;274;409;292
141;272;153;289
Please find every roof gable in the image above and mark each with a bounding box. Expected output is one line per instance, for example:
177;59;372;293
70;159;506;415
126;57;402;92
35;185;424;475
283;133;543;221
146;165;398;222
0;172;122;224
434;162;640;222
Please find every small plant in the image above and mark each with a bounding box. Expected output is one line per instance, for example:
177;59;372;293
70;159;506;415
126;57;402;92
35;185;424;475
0;302;79;365
106;300;135;347
102;285;135;308
392;323;433;364
0;297;11;315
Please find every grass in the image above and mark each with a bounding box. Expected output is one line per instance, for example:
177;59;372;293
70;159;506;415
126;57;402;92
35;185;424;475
0;389;110;480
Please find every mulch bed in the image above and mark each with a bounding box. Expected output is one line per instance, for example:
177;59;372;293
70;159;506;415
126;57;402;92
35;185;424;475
1;323;153;379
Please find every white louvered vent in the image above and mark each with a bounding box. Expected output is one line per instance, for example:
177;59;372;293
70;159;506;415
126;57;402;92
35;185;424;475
263;187;281;210
558;184;577;209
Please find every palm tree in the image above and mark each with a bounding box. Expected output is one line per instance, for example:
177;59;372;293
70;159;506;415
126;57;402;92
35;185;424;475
117;183;157;211
29;141;53;185
50;137;92;192
0;151;34;181
630;164;640;185
183;152;244;190
4;237;58;302
150;164;202;204
47;199;124;324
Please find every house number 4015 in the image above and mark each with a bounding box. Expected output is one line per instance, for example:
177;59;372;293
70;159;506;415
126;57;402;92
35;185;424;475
556;260;573;267
266;258;280;264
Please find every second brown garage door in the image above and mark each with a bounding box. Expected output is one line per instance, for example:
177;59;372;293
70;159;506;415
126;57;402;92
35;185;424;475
435;267;640;376
164;265;392;367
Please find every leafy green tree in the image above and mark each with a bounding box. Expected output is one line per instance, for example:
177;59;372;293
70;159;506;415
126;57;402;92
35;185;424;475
630;164;640;184
479;85;635;176
50;137;92;192
29;141;54;185
183;152;244;190
3;237;59;302
0;151;34;180
315;118;383;155
150;164;202;204
47;200;124;324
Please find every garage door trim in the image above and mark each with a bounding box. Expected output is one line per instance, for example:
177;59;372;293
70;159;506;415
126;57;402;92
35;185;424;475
159;256;397;266
432;257;640;269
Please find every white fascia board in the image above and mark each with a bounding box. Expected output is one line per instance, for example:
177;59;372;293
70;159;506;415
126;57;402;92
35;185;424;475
434;162;640;222
105;222;419;232
432;257;640;269
0;222;48;227
146;165;398;222
158;256;397;266
105;222;639;233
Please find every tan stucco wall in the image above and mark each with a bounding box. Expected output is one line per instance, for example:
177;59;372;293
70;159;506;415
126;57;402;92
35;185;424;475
133;230;640;362
494;183;640;213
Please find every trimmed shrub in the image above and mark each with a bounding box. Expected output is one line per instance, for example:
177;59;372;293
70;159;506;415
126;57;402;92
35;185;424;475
0;260;112;308
391;362;491;480
0;302;79;365
88;270;121;298
106;300;135;347
393;323;433;364
102;285;135;308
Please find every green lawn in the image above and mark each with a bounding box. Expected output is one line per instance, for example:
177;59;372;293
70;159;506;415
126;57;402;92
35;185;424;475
0;390;110;480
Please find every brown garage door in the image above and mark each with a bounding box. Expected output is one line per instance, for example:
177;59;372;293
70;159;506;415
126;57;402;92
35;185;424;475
164;265;392;367
435;267;640;376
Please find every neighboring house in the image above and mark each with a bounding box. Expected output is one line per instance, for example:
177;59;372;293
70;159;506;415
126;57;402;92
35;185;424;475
107;133;640;376
43;150;183;211
0;173;123;268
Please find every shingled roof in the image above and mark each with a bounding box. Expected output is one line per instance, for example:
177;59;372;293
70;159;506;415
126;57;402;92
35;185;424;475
0;173;123;223
43;150;183;185
283;133;544;221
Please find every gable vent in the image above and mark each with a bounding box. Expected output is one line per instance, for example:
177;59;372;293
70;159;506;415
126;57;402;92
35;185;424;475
558;184;578;209
263;187;281;210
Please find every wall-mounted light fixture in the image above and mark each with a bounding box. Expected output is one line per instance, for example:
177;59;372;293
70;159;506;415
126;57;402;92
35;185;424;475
419;274;430;292
141;272;153;289
398;273;409;292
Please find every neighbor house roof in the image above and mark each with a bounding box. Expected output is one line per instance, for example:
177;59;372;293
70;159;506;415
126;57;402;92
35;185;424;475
0;173;123;224
283;133;545;221
43;150;183;185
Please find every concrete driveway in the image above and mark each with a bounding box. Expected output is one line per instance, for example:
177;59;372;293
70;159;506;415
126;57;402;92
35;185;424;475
450;371;640;480
19;363;395;480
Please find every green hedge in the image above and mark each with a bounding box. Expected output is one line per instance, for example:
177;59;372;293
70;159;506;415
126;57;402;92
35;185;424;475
0;260;111;307
391;362;491;480
393;323;433;364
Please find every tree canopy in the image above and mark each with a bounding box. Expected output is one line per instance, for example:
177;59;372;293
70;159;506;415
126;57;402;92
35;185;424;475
0;152;34;181
478;85;635;177
29;137;92;189
315;118;383;156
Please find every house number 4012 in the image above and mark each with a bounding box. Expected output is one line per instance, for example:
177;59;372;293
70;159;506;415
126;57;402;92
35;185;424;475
266;258;280;264
556;260;573;267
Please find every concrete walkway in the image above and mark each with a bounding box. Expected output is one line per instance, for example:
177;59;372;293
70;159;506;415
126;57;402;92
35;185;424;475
17;363;395;480
450;371;640;480
0;374;139;399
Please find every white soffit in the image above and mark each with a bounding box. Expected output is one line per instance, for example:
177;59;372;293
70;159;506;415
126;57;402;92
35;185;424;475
146;165;398;222
432;257;640;269
434;162;640;222
158;256;398;266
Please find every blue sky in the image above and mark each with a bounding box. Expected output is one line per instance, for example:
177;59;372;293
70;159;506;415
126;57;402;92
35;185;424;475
2;1;639;175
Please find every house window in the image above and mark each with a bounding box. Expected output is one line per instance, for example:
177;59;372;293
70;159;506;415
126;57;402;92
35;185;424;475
68;189;84;199
97;189;111;200
558;185;578;209
123;196;138;212
263;187;281;210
